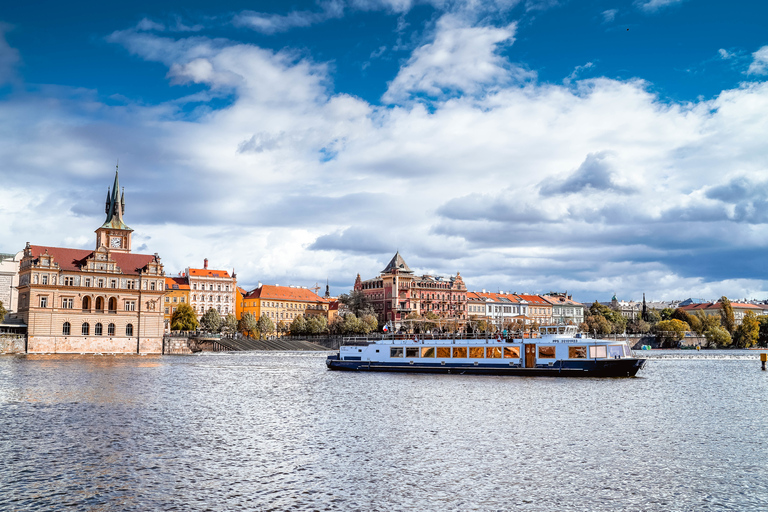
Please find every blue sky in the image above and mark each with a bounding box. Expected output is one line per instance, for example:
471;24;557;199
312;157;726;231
2;0;768;303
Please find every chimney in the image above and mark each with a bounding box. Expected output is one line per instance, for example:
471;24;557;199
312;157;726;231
204;258;208;269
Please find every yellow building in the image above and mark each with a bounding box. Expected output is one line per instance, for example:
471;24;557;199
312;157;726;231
164;277;190;332
241;285;329;330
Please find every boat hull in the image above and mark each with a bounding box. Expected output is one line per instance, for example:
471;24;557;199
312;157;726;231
326;356;646;378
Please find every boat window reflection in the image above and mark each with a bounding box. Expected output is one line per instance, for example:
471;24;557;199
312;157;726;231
589;346;607;358
502;346;519;358
452;347;467;358
406;347;419;358
436;347;450;358
391;347;404;358
608;345;623;358
569;346;587;359
421;347;435;358
623;345;632;356
469;347;484;358
538;346;556;358
487;346;502;358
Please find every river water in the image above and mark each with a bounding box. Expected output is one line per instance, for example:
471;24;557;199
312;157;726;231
1;350;767;511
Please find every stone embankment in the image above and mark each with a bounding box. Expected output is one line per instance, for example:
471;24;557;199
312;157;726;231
0;335;25;354
163;334;329;354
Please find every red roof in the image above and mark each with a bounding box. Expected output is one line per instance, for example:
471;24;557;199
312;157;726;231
165;277;190;290
679;302;765;312
516;294;551;306
188;268;231;278
467;291;521;303
244;285;325;303
29;245;157;276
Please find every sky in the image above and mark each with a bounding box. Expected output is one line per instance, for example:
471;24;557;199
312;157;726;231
2;0;768;303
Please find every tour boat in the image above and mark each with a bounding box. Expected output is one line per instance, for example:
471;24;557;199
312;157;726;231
326;325;646;377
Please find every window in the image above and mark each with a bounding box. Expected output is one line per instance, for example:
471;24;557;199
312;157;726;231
181;297;185;303
110;279;117;288
95;323;103;336
61;298;74;309
502;346;519;358
85;278;91;287
108;298;117;311
82;296;91;310
82;322;90;335
39;296;48;308
405;347;419;358
623;345;632;357
150;281;156;291
127;280;136;289
62;322;71;335
421;347;435;358
126;324;134;336
165;307;170;314
98;279;104;288
608;345;624;358
42;274;48;285
452;347;467;358
64;277;75;286
125;301;136;311
173;297;177;303
469;347;485;358
538;346;556;358
569;346;587;359
165;297;170;303
108;323;115;336
390;347;403;357
193;284;197;290
589;346;607;358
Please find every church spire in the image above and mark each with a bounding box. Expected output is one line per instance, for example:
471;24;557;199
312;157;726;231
101;167;131;230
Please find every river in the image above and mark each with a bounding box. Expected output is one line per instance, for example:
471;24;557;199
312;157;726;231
1;350;767;511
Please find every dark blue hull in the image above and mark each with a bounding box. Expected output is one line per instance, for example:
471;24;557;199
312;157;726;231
326;355;646;378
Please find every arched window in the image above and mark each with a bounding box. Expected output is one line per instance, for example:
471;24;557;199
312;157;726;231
95;323;103;335
108;297;117;311
82;322;90;335
108;323;115;336
95;297;104;312
126;324;134;336
62;322;71;336
82;296;91;311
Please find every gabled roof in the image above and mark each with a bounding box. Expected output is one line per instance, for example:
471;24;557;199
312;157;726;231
165;277;190;290
516;294;551;306
188;268;231;278
244;285;326;303
467;291;521;303
29;245;156;276
382;251;412;273
542;295;582;306
680;302;766;312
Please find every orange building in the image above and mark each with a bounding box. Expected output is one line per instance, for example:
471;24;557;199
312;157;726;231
241;285;329;329
164;277;190;332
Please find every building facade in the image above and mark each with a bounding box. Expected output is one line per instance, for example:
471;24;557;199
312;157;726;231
543;293;584;325
0;251;22;315
16;171;166;354
164;276;190;331
186;259;237;318
241;285;329;328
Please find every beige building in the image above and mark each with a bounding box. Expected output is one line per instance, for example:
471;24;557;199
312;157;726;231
185;260;237;318
16;170;166;354
0;251;22;314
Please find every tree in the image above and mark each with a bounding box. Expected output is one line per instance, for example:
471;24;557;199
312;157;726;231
306;315;328;335
290;315;307;336
587;301;627;334
705;326;731;348
719;297;736;335
757;316;768;347
585;314;612;336
238;312;258;337
0;300;7;325
200;308;222;332
627;318;651;334
734;311;759;348
221;314;238;334
361;314;378;334
655;319;689;348
277;320;289;335
256;314;275;339
171;302;198;331
693;310;720;336
342;313;364;334
422;311;439;332
672;309;700;334
329;316;345;335
660;308;674;321
645;309;662;324
339;290;375;317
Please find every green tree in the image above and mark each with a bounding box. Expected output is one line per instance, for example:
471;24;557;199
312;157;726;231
585;314;613;336
705;326;732;348
290;315;308;335
692;310;719;336
628;318;651;334
170;302;198;331
339;290;375;317
200;308;222;332
655;319;689;348
329;316;345;335
645;309;662;324
361;314;378;334
277;320;289;335
422;311;439;332
238;312;258;337
256;314;275;339
719;297;736;335
0;300;7;324
757;316;768;347
221;313;238;334
660;308;674;321
672;309;701;334
306;315;328;335
734;311;760;348
587;301;628;334
343;313;364;334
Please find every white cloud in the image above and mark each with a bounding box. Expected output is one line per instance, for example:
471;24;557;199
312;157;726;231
233;1;345;34
636;0;685;12
718;48;734;60
748;46;768;75
602;9;618;23
383;14;519;103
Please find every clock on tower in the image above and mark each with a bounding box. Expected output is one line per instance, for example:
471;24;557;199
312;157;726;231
110;237;122;248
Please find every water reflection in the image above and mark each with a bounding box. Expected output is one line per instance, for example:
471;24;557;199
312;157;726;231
1;352;767;511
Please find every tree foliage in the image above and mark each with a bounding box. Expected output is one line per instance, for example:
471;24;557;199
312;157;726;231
585;301;628;334
221;314;238;334
692;310;720;336
306;315;328;335
256;314;275;339
757;316;768;347
290;315;308;335
171;302;198;331
200;308;222;332
339;290;375;317
655;319;689;348
238;312;258;337
733;311;759;348
719;297;736;335
0;300;7;325
704;326;731;348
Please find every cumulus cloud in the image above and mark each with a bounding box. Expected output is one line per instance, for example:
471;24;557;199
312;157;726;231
233;1;345;34
748;46;768;75
539;151;636;196
382;14;520;103
602;9;618;23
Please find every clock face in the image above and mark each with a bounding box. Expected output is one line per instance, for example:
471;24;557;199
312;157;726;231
110;237;121;248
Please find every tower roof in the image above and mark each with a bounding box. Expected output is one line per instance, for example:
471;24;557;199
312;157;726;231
382;251;412;273
101;168;132;231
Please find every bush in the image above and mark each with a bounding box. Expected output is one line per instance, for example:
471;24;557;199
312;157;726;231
655;319;689;348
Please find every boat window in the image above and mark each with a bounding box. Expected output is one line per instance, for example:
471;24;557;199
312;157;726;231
503;346;519;358
569;346;587;358
390;347;404;358
538;346;556;358
469;347;484;358
452;347;468;358
406;347;419;358
608;345;623;358
421;347;435;358
589;345;607;358
436;347;451;358
487;346;502;358
623;345;633;357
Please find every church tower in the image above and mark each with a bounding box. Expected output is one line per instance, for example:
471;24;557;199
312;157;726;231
95;167;133;253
